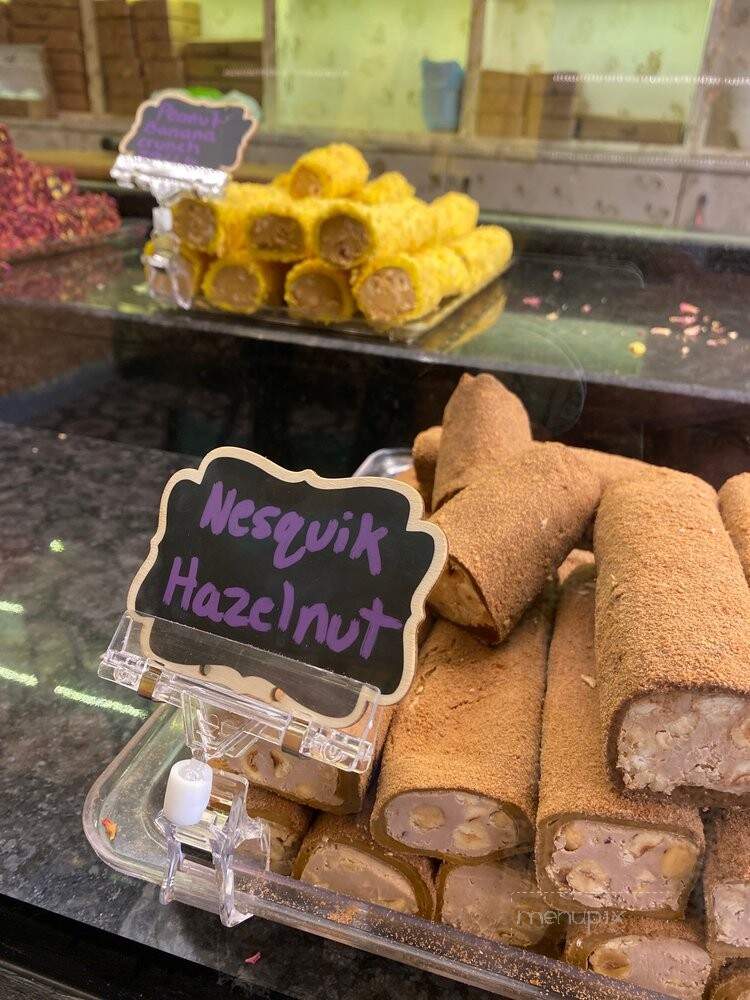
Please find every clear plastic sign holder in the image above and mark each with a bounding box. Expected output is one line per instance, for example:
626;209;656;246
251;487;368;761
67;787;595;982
99;611;381;925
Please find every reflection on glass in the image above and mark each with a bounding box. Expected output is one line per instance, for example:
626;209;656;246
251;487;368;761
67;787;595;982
53;685;147;718
0;600;24;614
0;665;38;687
49;539;65;552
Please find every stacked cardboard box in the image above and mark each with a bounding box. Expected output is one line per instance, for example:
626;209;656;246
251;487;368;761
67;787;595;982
578;114;683;144
524;72;578;140
94;0;144;116
9;0;89;111
182;38;262;99
133;0;196;92
475;70;527;138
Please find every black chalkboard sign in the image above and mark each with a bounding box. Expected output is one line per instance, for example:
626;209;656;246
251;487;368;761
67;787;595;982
127;448;446;711
119;91;257;171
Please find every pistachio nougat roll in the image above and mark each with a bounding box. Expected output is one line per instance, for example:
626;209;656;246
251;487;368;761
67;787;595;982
594;474;750;804
371;604;550;864
536;565;704;917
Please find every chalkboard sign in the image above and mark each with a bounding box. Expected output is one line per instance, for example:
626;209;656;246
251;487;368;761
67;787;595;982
127;448;446;710
119;91;257;171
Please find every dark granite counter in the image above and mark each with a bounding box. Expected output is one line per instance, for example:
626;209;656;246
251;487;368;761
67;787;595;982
0;422;492;999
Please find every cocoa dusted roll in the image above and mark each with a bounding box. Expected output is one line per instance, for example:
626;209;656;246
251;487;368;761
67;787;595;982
432;373;532;510
412;425;441;509
536;565;704;917
566;915;712;1000
710;960;750;1000
557;547;594;583
595;475;750;804
238;705;391;815
430;443;600;644
371;605;550;863
292;795;435;917
437;855;565;952
240;785;313;875
719;473;750;586
705;811;750;959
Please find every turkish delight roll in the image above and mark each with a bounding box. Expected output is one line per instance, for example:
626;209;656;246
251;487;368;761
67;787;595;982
536;565;704;917
431;372;531;510
437;855;565;951
430;443;600;644
719;473;750;586
352;245;468;327
358;171;415;205
430;192;479;243
371;605;550;863
202;254;286;315
241;785;313;875
710;961;750;1000
292;797;436;918
594;474;750;804
705;811;750;959
239;706;391;815
284;258;355;324
565;915;712;1000
171;182;265;255
245;193;328;262
451;225;513;288
412;425;442;510
288;142;369;199
316;198;434;270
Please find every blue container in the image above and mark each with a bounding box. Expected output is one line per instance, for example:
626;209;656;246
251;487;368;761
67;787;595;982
421;58;464;132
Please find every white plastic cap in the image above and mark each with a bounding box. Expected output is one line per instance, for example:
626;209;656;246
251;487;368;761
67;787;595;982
163;759;213;827
152;206;172;234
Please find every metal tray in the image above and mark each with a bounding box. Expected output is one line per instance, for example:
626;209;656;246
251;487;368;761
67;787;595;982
82;448;663;1000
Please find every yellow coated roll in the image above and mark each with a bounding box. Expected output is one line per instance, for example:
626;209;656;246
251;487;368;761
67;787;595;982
451;225;513;287
314;198;434;269
143;239;207;298
352;245;468;327
202;253;286;315
271;170;292;191
357;171;415;205
245;191;328;262
284;258;355;324
430;192;479;244
171;182;266;256
288;143;369;199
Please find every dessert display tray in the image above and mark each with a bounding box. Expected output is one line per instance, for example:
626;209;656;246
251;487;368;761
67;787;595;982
82;448;662;1000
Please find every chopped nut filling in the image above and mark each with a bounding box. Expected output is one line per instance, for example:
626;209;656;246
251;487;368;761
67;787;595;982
545;819;698;910
429;559;494;633
242;745;343;807
385;790;518;859
250;214;304;255
289;273;343;322
290;165;322;198
587;936;710;1000
172;198;216;250
318;214;369;267
299;842;419;914
441;859;550;947
713;882;750;949
210;266;260;311
356;268;415;325
618;693;750;796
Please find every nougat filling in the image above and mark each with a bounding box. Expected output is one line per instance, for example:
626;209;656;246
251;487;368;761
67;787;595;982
242;744;344;808
441;859;549;947
240;819;303;876
211;266;260;311
356;268;415;325
713;882;750;949
384;790;518;859
299;843;419;914
172;197;216;250
429;559;494;632
618;692;750;796
250;214;304;255
290;165;322;198
289;273;343;321
545;819;698;910
318;214;369;267
587;936;710;1000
